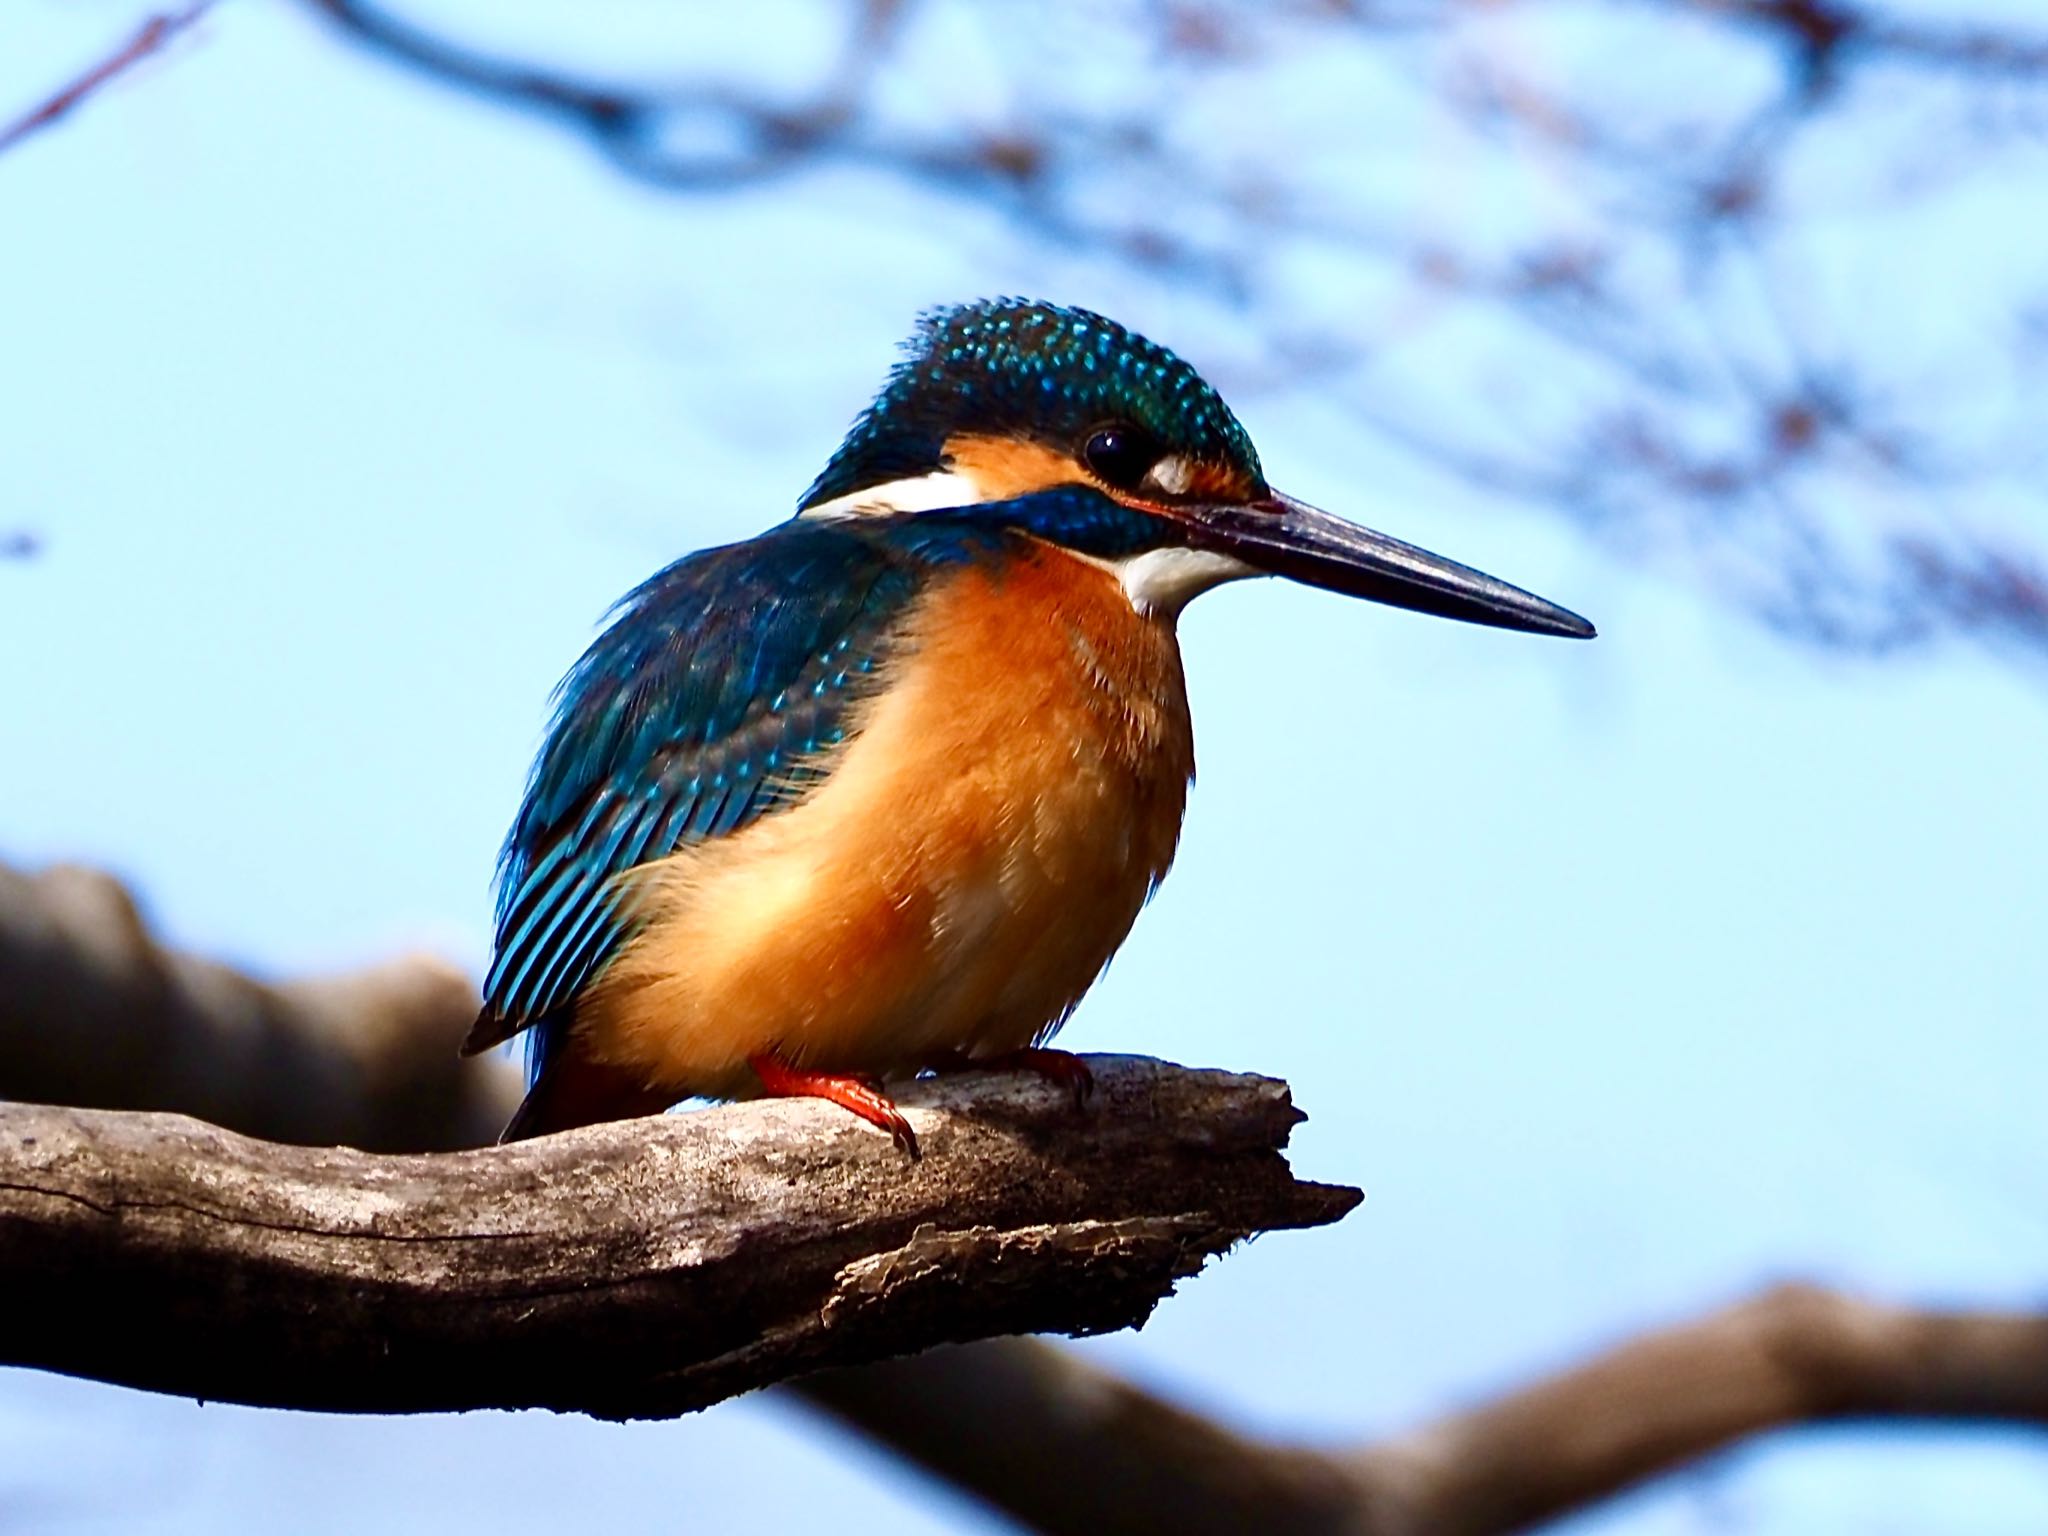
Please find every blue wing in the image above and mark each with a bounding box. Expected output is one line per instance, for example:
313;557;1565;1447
468;517;944;1057
469;488;1174;1071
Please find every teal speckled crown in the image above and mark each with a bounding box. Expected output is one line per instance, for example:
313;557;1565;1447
800;299;1265;510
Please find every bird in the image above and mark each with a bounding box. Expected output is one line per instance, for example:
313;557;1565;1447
467;298;1594;1151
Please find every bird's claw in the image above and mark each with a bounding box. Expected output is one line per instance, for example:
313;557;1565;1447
748;1053;920;1159
923;1046;1095;1111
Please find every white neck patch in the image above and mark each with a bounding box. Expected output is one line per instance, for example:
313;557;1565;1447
799;467;1257;618
799;470;986;521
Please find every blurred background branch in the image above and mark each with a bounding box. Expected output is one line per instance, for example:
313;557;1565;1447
0;860;510;1151
289;0;2048;663
810;1287;2048;1536
11;3;2044;654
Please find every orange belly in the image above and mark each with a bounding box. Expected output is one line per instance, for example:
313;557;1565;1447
575;541;1195;1100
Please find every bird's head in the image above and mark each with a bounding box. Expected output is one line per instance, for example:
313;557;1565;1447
799;299;1594;638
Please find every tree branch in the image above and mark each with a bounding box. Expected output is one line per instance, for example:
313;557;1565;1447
0;1063;1355;1417
3;857;2042;1532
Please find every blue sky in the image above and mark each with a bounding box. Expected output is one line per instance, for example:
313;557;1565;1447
4;5;2045;1532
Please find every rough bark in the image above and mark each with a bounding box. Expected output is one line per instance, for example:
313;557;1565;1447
0;1061;1355;1418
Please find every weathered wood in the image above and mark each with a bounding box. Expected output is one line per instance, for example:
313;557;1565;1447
0;1056;1357;1419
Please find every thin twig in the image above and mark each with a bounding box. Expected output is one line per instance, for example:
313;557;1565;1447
0;4;215;156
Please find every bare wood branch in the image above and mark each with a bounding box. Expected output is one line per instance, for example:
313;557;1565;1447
0;4;215;156
0;1062;1356;1417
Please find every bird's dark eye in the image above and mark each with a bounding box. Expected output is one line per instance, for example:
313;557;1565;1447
1082;424;1161;491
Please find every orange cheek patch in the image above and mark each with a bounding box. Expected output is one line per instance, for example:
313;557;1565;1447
944;432;1258;509
943;433;1090;500
1180;459;1257;501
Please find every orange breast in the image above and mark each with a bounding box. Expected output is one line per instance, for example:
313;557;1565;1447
578;540;1194;1100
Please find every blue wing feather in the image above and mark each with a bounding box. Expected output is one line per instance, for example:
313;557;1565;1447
472;517;949;1054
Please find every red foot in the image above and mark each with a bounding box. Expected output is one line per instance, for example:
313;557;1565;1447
924;1047;1095;1110
749;1053;919;1159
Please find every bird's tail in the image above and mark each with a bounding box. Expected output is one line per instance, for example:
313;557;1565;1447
500;1043;675;1143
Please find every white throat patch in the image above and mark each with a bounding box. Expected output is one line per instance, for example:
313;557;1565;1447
1106;546;1258;619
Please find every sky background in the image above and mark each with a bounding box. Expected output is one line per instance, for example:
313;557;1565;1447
3;3;2045;1532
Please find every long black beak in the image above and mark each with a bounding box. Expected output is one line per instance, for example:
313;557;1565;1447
1186;491;1596;639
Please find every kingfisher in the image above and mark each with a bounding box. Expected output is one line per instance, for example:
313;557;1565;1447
467;299;1593;1150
